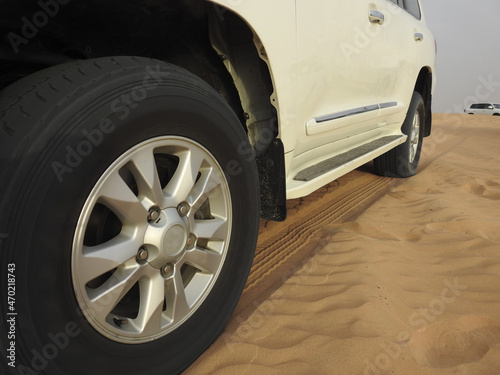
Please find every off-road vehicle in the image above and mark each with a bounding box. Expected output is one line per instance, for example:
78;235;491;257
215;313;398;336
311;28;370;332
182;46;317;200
0;0;435;373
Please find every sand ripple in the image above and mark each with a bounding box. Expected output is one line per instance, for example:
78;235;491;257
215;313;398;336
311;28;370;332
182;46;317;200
184;115;500;375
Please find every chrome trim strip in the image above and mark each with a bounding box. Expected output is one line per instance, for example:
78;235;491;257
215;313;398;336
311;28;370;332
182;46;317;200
316;105;379;123
315;102;398;123
379;101;398;109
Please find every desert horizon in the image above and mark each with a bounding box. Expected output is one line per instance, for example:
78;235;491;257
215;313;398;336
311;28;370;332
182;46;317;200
184;114;500;375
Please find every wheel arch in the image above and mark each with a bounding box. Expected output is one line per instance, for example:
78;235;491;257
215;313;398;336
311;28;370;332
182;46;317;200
0;0;285;220
0;0;279;142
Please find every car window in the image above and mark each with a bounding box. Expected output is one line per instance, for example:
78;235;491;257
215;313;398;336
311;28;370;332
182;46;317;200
471;104;480;109
389;0;404;6
494;104;500;109
388;0;421;20
403;0;421;19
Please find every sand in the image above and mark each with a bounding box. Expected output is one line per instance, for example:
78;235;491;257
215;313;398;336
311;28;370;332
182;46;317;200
184;114;500;375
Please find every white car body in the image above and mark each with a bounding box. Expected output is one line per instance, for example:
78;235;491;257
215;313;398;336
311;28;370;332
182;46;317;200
466;103;500;116
209;0;436;199
0;1;437;373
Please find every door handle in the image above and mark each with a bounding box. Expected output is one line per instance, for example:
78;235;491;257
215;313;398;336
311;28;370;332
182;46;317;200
414;33;424;41
369;10;385;25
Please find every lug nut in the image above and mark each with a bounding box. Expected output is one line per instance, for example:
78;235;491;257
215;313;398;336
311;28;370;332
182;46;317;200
137;248;149;262
161;263;174;279
147;207;161;223
186;234;196;248
177;202;190;217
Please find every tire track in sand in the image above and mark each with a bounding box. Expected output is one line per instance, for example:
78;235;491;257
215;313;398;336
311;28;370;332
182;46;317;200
234;170;400;318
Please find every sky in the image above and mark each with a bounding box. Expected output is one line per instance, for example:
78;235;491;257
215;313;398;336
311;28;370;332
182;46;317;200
420;0;500;113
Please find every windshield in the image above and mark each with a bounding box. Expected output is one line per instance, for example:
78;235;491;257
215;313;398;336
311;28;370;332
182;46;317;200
494;104;500;109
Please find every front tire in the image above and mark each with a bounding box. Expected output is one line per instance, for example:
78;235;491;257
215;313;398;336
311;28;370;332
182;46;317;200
374;91;425;178
0;57;260;374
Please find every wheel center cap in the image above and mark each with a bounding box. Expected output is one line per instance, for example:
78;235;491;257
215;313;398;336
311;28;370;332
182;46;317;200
144;208;189;268
163;224;187;257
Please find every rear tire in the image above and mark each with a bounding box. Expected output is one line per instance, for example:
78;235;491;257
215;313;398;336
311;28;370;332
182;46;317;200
0;57;260;375
374;91;425;178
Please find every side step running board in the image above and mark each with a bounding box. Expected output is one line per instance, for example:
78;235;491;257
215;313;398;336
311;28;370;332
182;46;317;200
294;135;403;182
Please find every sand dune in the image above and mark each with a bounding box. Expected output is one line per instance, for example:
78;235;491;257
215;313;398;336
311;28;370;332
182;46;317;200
184;114;500;375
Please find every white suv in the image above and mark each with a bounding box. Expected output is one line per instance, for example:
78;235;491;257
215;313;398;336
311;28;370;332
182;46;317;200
466;103;500;116
0;1;435;374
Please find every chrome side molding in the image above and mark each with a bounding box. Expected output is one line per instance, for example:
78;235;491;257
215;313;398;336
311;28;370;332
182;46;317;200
315;102;398;123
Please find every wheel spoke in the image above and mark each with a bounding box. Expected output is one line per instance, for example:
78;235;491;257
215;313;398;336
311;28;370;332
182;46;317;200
184;247;223;274
164;147;205;206
192;217;228;240
412;123;419;144
409;112;420;163
79;235;143;284
135;273;166;335
187;167;222;214
165;269;190;321
86;264;144;321
128;147;165;206
98;171;148;225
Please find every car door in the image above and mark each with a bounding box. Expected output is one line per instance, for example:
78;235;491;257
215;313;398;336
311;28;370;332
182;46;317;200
477;104;487;115
485;104;495;115
377;0;434;125
294;0;388;156
469;104;479;114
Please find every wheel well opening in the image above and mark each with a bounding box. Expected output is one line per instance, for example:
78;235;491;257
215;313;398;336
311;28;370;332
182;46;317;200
0;0;278;145
0;0;284;220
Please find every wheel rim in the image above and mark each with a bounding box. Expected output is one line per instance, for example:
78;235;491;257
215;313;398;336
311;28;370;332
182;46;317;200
72;136;232;344
409;111;421;163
